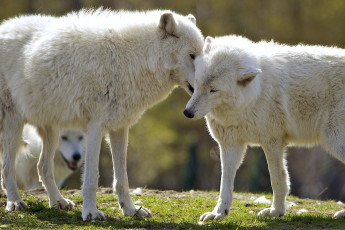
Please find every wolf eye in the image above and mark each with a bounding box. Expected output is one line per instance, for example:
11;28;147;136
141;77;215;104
210;89;218;93
188;83;194;93
189;54;195;60
61;136;68;141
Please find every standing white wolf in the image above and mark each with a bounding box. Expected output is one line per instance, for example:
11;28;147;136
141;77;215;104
184;35;345;221
0;9;203;220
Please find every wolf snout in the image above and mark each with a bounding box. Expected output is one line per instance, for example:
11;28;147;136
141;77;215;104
183;109;194;118
72;152;81;161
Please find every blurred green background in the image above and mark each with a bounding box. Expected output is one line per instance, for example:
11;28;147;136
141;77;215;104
2;0;345;201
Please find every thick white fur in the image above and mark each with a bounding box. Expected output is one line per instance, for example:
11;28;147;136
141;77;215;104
7;125;84;190
0;10;203;220
185;35;345;221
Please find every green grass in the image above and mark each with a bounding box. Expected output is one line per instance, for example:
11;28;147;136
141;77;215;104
1;188;345;229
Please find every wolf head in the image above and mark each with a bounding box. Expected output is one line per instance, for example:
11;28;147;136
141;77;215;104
184;35;262;119
157;11;204;93
58;129;84;170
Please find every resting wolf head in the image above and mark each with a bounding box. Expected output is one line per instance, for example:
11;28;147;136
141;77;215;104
58;129;84;170
184;35;262;119
21;125;84;171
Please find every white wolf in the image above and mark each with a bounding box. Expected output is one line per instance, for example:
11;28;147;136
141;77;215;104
184;35;345;221
12;125;84;190
0;9;203;220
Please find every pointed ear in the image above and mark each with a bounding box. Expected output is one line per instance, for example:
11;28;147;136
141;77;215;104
204;36;214;53
187;14;196;24
237;68;261;87
159;12;177;36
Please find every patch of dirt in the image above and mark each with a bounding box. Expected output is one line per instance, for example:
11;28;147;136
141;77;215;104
24;188;48;198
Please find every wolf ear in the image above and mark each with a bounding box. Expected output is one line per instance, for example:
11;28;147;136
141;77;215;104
187;14;196;24
237;68;261;87
204;36;214;53
159;12;177;37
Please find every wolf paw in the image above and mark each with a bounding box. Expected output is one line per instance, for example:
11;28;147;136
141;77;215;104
123;205;152;218
82;208;106;221
258;207;285;217
199;211;227;222
334;209;345;218
6;200;27;211
51;198;75;210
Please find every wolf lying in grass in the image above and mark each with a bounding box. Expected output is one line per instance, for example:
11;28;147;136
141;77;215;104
184;35;345;221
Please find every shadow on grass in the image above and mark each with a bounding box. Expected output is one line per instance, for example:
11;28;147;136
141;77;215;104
254;215;345;229
3;205;344;229
9;209;239;229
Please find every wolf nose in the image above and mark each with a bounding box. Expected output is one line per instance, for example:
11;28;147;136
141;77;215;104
183;109;194;118
72;153;81;161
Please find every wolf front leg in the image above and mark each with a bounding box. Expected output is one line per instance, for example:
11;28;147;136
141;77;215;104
258;141;289;217
109;127;151;217
81;123;105;221
200;143;246;222
37;126;75;210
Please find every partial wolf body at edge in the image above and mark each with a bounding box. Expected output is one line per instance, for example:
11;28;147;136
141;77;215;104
0;10;204;220
184;35;345;221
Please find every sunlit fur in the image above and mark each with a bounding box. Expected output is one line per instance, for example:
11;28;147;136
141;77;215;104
185;35;345;221
0;9;204;220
